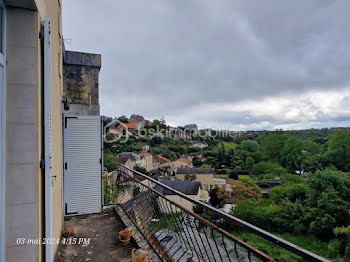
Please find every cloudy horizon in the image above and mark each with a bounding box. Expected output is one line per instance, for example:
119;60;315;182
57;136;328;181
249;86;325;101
63;0;350;131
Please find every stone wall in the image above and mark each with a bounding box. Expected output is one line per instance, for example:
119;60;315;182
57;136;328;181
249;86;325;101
63;51;101;116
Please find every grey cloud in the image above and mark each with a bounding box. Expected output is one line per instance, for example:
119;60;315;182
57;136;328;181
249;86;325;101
63;0;350;130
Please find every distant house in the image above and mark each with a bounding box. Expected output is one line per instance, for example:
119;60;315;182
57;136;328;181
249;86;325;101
176;167;214;187
109;123;137;137
189;152;204;161
171;158;193;173
116;123;137;132
142;144;150;152
115;156;136;172
129;114;145;128
153;155;172;170
192;141;208;149
116;152;143;172
139;152;153;172
156;180;202;212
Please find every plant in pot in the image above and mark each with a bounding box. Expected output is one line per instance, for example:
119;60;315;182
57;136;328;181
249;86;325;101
131;249;149;262
118;228;131;245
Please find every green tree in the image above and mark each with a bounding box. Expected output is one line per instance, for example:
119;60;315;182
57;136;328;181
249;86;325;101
281;137;304;173
184;173;196;181
302;154;324;173
209;186;221;207
240;140;260;152
325;130;350;172
261;134;288;162
104;151;117;172
252;161;286;176
117;115;129;123
133;165;147;174
192;157;202;167
244;156;255;170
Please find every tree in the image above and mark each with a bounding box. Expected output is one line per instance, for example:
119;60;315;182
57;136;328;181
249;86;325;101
261;134;288;162
325;130;350;172
209;186;221;207
281;137;304;173
302;154;324;173
240;140;259;152
133;165;147;174
192;157;202;167
252;161;286;176
244;156;255;170
217;179;261;205
184;173;196;181
104;151;117;172
117;115;129;123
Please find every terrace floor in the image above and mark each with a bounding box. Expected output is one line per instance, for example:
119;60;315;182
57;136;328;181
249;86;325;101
55;206;135;262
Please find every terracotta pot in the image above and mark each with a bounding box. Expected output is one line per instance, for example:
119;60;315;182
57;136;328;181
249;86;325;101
118;235;130;245
131;249;148;262
63;226;75;237
119;229;131;240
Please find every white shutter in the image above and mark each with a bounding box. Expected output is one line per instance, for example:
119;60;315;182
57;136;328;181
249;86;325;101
0;3;6;262
43;17;53;262
64;116;102;215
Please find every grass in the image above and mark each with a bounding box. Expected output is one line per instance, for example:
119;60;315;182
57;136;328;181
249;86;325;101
214;174;229;178
230;229;332;262
238;175;251;180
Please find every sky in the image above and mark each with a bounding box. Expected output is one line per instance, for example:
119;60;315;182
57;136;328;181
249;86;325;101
62;0;350;131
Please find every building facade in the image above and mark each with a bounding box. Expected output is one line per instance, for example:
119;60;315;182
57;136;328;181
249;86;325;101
1;1;63;261
1;1;102;261
176;168;214;187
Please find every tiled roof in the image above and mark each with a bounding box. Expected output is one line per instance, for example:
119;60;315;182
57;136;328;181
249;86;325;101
155;155;171;163
156;180;201;195
117;123;136;129
178;158;192;164
176;168;214;175
115;156;133;165
140;152;152;157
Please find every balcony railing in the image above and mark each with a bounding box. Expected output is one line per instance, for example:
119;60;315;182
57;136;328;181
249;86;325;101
114;165;330;262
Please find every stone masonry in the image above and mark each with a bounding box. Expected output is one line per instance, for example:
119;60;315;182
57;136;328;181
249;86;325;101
63;50;101;116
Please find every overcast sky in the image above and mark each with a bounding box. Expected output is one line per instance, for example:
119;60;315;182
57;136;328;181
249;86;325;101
63;0;350;131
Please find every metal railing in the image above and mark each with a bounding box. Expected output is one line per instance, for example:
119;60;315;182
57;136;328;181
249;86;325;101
114;165;330;262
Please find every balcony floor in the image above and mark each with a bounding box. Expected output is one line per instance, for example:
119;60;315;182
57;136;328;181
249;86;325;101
55;206;135;262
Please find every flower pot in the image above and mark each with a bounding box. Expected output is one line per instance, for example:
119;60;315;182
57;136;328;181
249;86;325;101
131;249;148;262
118;229;131;245
64;226;75;237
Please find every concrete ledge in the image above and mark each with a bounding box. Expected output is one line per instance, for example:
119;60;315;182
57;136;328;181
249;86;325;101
64;50;101;68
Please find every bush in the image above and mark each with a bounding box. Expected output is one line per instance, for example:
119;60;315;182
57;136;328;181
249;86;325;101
270;183;308;203
252;161;286;177
240;140;260;152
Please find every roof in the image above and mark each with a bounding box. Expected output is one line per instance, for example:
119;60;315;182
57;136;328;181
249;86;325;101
118;152;140;158
115;156;133;165
190;152;202;157
177;158;192;164
117;123;136;129
140;152;152;157
156;180;201;195
155;155;171;163
176;168;214;175
135;175;147;182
